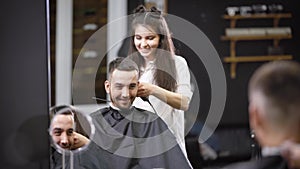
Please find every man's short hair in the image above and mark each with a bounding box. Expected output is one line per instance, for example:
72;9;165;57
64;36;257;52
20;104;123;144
49;105;75;131
108;57;139;75
49;105;75;120
249;60;300;125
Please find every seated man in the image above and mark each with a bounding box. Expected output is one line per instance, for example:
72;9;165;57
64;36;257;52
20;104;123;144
223;60;300;169
49;105;76;150
49;105;90;150
87;57;192;169
49;105;94;169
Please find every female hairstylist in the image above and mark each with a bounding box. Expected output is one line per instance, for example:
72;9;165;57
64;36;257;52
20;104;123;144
128;5;193;157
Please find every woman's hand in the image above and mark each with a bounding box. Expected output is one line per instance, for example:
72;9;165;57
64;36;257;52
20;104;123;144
137;82;155;97
137;82;190;111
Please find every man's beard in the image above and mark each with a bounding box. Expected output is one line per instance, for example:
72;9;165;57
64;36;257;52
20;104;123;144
112;96;132;110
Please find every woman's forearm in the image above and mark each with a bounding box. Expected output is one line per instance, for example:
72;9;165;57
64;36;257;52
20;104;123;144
151;85;190;111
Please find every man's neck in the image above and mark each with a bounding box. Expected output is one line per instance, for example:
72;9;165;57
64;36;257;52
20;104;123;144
109;103;120;110
109;103;133;111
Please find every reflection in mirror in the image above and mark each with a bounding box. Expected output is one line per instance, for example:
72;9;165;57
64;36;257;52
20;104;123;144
50;110;75;150
49;105;94;168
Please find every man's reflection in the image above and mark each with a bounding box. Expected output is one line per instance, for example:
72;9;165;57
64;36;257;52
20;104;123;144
50;111;75;150
49;105;94;169
49;105;90;151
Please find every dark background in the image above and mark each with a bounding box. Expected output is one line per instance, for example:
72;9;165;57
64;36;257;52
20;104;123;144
129;0;300;127
0;0;50;168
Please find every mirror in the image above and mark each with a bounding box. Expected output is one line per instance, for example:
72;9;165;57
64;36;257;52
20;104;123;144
49;105;95;168
49;0;111;105
48;0;119;167
49;1;206;168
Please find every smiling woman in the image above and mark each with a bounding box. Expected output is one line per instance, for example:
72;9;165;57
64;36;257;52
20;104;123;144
127;5;193;161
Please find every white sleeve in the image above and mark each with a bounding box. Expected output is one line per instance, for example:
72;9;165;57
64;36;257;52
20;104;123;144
175;55;193;100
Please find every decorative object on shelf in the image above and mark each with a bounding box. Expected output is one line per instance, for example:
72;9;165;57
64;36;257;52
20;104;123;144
252;4;267;14
225;4;284;16
221;12;293;78
83;23;98;31
239;6;252;16
225;27;291;37
266;27;291;35
82;50;98;59
226;6;239;16
268;4;283;14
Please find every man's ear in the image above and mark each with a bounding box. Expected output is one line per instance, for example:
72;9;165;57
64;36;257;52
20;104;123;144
104;80;110;94
249;102;260;131
249;101;265;141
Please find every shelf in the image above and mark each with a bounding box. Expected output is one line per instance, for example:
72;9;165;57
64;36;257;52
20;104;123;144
221;34;292;41
223;55;293;63
223;13;292;28
223;13;292;20
224;55;293;78
221;12;293;78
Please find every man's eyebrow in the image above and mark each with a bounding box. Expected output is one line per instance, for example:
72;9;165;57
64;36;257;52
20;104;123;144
53;128;62;131
114;83;124;86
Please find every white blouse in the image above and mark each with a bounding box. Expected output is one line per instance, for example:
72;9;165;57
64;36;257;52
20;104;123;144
132;55;193;157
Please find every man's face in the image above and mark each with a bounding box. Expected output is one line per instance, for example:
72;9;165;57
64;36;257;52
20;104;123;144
51;114;75;149
105;69;139;110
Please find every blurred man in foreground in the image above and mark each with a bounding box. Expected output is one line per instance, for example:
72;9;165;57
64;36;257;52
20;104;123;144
223;60;300;169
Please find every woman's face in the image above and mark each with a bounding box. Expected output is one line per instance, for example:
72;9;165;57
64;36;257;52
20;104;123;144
134;24;160;59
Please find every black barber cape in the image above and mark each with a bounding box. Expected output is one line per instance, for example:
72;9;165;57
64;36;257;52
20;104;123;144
50;106;192;169
50;143;110;169
89;106;192;169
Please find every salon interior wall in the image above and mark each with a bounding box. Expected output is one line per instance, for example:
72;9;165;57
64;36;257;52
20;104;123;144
55;0;127;113
0;0;50;168
129;0;300;128
54;0;300;125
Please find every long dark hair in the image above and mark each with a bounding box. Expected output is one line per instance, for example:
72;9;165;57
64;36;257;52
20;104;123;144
128;5;177;92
